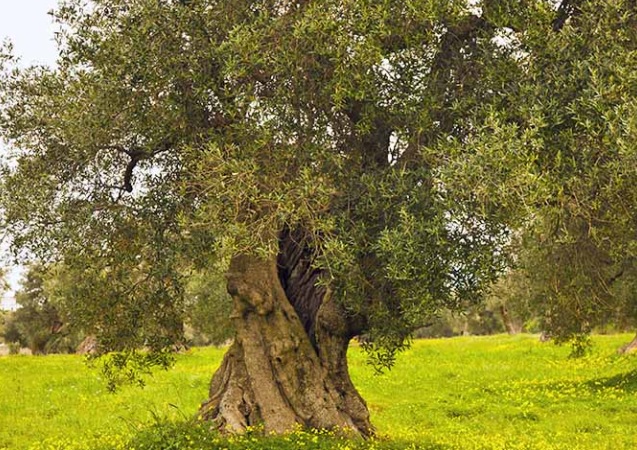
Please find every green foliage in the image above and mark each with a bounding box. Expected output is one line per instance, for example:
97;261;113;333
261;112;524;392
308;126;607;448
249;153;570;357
3;336;637;450
566;333;593;359
1;316;24;347
183;270;234;346
533;0;637;336
491;236;637;352
486;267;537;332
91;349;176;392
45;258;185;355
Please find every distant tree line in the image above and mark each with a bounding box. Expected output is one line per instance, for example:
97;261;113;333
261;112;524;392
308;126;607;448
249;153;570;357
4;255;636;356
1;263;234;354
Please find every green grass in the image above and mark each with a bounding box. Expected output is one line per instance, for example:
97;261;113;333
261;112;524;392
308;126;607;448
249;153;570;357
2;334;637;449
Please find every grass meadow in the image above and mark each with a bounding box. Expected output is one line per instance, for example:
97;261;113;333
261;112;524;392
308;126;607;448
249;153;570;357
2;334;637;449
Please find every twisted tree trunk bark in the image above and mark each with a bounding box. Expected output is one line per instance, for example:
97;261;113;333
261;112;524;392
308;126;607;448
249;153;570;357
198;231;372;437
618;332;637;355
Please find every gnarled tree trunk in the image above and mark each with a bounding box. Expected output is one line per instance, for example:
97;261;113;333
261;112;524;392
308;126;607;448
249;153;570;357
198;230;372;437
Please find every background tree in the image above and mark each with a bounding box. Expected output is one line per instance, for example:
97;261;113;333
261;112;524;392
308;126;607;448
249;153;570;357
1;0;628;436
1;264;81;354
452;0;637;354
486;270;533;335
524;1;637;354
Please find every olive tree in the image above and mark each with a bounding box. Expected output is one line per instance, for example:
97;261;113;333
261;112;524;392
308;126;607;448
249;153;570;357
1;0;614;436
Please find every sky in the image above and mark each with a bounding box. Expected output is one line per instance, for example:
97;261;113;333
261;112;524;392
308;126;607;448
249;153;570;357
1;0;60;309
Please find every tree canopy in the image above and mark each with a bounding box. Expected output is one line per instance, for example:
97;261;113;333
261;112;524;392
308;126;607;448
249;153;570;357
0;0;517;361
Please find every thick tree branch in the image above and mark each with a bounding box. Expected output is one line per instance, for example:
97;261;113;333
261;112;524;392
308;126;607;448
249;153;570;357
552;0;581;32
104;140;174;193
123;157;138;193
607;257;635;288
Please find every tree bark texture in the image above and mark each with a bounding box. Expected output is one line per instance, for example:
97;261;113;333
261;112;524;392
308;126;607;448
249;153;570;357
198;232;372;437
618;332;637;355
499;305;521;335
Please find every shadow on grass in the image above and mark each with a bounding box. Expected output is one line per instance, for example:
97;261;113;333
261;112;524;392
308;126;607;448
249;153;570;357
495;368;637;402
585;369;637;393
528;369;637;398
